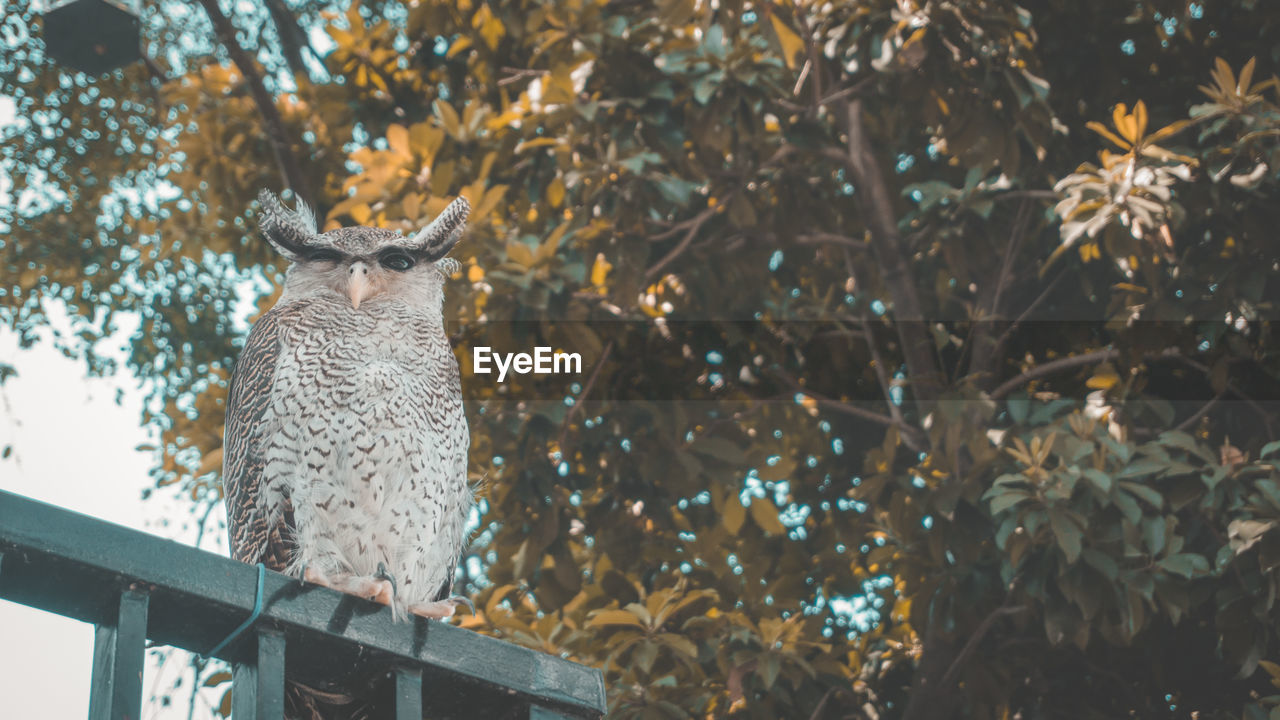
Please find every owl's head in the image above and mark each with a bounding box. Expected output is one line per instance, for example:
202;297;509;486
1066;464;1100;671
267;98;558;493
257;189;469;311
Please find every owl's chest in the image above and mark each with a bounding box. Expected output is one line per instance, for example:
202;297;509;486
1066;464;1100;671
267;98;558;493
277;302;454;398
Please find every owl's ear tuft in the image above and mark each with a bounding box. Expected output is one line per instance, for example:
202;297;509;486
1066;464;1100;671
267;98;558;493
257;189;319;260
409;195;470;262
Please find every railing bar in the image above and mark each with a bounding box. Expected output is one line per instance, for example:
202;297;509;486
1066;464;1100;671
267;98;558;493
88;588;149;720
394;665;424;720
257;629;286;719
530;706;576;720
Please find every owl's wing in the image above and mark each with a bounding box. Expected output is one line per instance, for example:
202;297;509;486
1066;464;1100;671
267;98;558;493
223;307;294;570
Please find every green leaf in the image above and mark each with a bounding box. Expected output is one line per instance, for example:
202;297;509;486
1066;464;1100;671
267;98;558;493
1118;481;1163;510
1081;548;1119;580
1082;468;1113;494
1112;489;1142;524
1142;516;1167;556
1118;458;1167;479
1050;508;1084;563
989;489;1032;515
1158;553;1209;579
758;652;782;690
1007;397;1030;424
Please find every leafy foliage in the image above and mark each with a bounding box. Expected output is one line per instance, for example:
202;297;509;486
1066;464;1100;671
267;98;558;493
3;0;1280;718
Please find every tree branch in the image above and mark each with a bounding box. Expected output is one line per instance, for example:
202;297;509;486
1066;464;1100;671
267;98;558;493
838;99;943;409
993;268;1066;353
1175;390;1225;433
1165;353;1277;441
794;232;870;250
557;340;615;452
938;605;1028;691
196;0;314;210
839;247;922;450
645;206;717;280
967;200;1033;383
770;366;898;428
988;349;1121;401
262;0;312;80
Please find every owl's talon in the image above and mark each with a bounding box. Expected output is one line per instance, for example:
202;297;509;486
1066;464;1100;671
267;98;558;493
407;595;474;620
303;565;330;586
375;562;398;597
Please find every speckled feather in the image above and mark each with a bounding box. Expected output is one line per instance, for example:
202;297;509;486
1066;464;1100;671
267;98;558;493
224;192;471;718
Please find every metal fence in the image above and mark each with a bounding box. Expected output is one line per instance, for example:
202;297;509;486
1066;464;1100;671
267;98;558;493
0;489;606;719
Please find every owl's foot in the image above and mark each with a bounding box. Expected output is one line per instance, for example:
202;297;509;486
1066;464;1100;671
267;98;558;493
303;566;395;605
407;595;475;620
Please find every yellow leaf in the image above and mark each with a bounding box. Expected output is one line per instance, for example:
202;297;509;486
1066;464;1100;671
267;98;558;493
386;124;410;159
723;498;746;535
1086;121;1131;151
1237;57;1256;95
1086;367;1121;390
1213;57;1235;94
1132;100;1148;140
1113;103;1137;143
770;15;805;70
434;99;461;138
349;203;372;225
401;193;421;220
467;264;484;282
1259;660;1280;687
1111;282;1148;294
473;4;504;51
506;241;535;267
546;176;565;208
536;222;569;263
750;500;787;535
447;34;472;58
1146;118;1192;144
590;253;612;287
197;447;223;475
586;610;646;628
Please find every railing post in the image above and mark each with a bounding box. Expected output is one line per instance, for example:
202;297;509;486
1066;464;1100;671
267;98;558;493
88;588;149;720
257;629;286;718
394;666;423;720
232;629;286;719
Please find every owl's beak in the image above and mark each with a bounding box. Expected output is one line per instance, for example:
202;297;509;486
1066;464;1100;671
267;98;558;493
347;261;372;309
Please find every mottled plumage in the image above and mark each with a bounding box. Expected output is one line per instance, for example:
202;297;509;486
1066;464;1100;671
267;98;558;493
223;190;472;717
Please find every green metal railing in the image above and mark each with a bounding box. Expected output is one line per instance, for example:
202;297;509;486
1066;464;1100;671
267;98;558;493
0;489;606;719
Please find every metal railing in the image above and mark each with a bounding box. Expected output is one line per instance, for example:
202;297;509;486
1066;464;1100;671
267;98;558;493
0;489;606;719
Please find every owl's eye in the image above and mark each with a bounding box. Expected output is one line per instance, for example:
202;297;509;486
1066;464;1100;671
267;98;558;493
379;252;416;271
307;249;343;263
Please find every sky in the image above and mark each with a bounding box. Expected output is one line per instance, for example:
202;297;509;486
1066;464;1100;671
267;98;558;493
0;305;228;719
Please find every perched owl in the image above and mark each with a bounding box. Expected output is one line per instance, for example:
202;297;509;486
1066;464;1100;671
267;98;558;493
223;189;473;628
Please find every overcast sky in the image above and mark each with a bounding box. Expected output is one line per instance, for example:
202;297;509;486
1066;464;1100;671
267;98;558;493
0;306;228;719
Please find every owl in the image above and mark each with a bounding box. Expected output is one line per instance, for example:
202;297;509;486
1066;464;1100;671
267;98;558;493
223;189;473;625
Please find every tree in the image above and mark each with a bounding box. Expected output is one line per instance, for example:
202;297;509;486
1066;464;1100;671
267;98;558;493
3;0;1279;717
